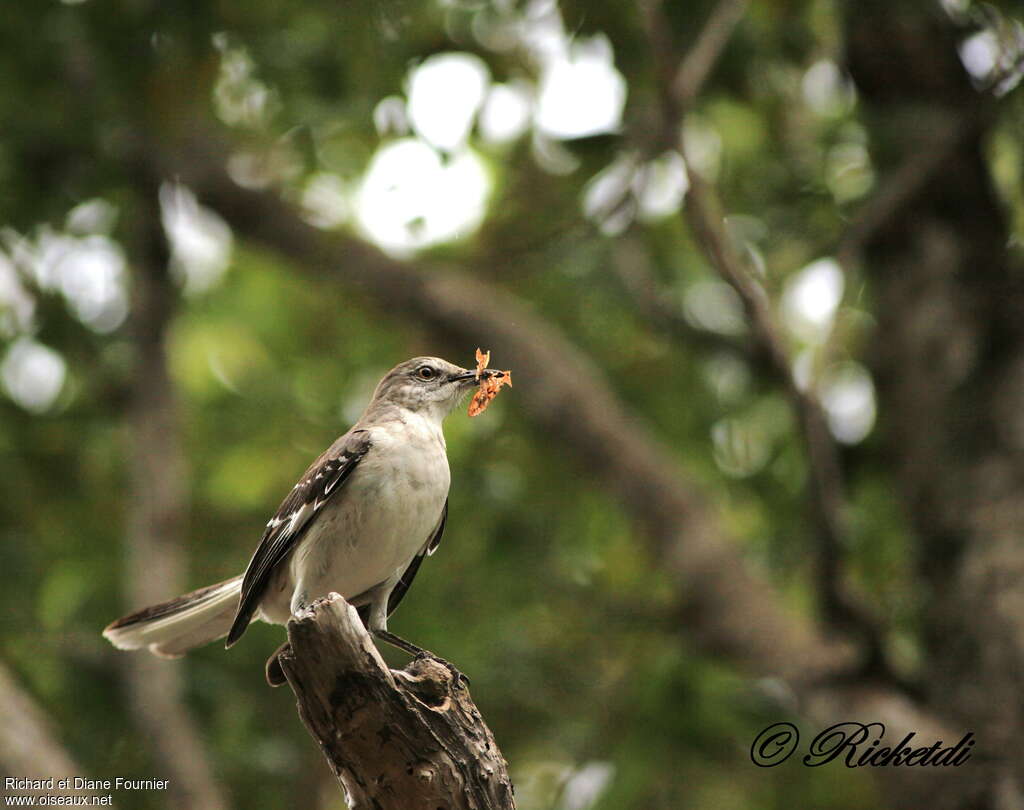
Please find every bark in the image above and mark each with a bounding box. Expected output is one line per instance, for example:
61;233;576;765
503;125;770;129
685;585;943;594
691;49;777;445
120;186;230;810
845;2;1024;807
278;593;514;810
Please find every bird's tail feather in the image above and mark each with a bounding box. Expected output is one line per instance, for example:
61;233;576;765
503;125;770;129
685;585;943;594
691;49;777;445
103;575;242;659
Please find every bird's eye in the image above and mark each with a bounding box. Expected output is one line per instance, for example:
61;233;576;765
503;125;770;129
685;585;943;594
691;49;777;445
416;365;436;381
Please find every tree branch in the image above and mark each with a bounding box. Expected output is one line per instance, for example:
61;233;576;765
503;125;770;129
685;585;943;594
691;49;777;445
278;593;514;810
640;0;748;151
671;0;749;109
688;160;883;635
641;0;887;662
611;235;749;357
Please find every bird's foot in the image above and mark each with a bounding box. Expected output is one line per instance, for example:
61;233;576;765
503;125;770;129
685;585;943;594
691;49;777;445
265;641;293;687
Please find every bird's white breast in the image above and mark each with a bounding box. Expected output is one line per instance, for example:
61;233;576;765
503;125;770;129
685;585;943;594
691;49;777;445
278;413;450;617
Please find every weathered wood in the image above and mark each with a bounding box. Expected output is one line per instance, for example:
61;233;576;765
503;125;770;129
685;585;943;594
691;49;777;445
278;593;515;810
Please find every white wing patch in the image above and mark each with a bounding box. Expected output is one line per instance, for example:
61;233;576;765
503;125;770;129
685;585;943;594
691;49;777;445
323;458;351;497
285;501;315;537
268;454;361;532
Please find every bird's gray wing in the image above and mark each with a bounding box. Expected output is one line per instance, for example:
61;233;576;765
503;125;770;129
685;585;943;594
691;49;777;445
384;498;448;617
226;430;372;647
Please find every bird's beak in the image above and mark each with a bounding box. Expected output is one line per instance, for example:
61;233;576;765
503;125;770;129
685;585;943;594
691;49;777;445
450;369;498;386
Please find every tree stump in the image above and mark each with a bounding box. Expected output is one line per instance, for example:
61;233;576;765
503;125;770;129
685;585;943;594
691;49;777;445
278;593;515;810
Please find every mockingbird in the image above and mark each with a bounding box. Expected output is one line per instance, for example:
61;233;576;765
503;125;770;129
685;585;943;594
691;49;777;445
104;356;500;684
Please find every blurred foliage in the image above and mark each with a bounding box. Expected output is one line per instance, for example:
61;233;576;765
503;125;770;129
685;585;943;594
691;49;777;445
1;0;1022;808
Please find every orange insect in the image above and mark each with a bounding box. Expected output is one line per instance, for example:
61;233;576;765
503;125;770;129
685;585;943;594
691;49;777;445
468;348;512;417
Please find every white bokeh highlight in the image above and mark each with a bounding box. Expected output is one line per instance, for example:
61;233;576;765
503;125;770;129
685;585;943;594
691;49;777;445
960;30;999;80
518;0;626;142
683;118;723;179
0;250;36;336
531;132;581;175
6;227;129;334
1;337;66;413
160;184;233;294
685;280;746;336
781;258;845;341
712;416;771;478
302;173;351;230
373;95;411;138
635;151;689;221
354;138;490;255
66;198;118;236
52;235;129;333
801;60;856;116
558;761;615;810
406;53;490;151
213;37;276;129
353;2;632;251
480;82;533;144
582;150;688;234
535;34;626;140
582;153;636;236
820;363;876;444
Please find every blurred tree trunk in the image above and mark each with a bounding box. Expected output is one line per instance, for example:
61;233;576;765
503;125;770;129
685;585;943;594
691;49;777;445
845;2;1024;808
120;184;229;810
0;662;95;801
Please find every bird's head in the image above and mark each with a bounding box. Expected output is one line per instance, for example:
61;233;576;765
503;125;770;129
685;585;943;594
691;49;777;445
369;356;496;423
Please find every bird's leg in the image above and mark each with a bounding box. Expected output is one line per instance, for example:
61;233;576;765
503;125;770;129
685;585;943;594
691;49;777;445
372;628;426;657
366;586;470;686
371;628;470;687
